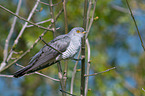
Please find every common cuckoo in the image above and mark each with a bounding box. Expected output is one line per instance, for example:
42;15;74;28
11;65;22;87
13;27;86;78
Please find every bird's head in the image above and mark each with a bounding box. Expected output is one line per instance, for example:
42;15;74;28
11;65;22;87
68;27;86;38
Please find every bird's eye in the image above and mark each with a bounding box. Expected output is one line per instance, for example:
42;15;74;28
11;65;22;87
76;30;80;33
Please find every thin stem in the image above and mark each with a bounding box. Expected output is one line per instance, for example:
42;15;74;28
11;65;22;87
39;1;62;6
0;0;22;71
16;63;60;81
12;0;40;49
6;0;41;62
81;0;88;95
60;90;76;96
49;0;57;38
125;0;145;51
70;49;81;94
0;30;47;72
0;8;64;72
84;39;91;96
0;74;14;78
57;62;66;96
84;67;116;77
86;0;92;30
86;0;97;38
63;0;68;91
84;1;97;95
27;19;52;27
142;88;145;92
0;4;51;31
63;0;68;34
39;36;62;54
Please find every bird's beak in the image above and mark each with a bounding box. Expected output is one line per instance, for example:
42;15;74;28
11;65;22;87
82;31;87;34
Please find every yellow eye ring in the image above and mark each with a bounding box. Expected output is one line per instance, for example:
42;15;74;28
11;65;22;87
76;30;80;33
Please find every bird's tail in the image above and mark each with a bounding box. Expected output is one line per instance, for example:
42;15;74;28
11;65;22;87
13;65;32;78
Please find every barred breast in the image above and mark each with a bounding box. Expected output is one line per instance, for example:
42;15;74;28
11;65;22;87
62;36;81;59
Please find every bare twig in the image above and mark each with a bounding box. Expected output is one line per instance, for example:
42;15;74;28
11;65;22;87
84;1;97;95
0;4;51;31
85;39;91;96
86;0;97;38
0;74;14;78
39;36;62;54
53;1;63;6
0;8;64;73
84;67;116;77
39;1;62;6
12;0;40;50
35;72;60;81
57;62;66;96
6;0;41;64
39;1;50;6
49;0;57;38
111;5;143;15
49;1;65;95
63;0;68;34
125;0;145;51
63;0;68;91
0;0;22;71
27;19;52;27
0;30;47;72
16;63;60;81
142;88;145;92
81;0;88;95
70;49;81;94
86;0;92;30
60;90;76;96
56;8;64;20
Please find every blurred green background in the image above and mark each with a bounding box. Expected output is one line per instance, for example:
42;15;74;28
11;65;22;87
0;0;145;96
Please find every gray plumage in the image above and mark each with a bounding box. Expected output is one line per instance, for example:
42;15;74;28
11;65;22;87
13;27;86;78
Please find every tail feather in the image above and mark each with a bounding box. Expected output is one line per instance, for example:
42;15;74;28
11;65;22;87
13;65;32;78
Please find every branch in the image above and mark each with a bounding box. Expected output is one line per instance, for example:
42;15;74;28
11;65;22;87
60;90;76;96
39;1;62;6
84;38;91;96
49;0;57;37
49;1;65;95
0;74;14;78
63;0;68;92
0;30;47;72
16;63;60;81
0;8;64;72
142;88;145;92
70;49;81;94
57;62;66;96
0;0;22;71
27;19;52;27
39;36;62;54
0;4;52;31
5;0;42;67
125;0;145;51
84;67;116;77
84;0;97;95
85;0;97;38
86;0;93;30
81;0;88;95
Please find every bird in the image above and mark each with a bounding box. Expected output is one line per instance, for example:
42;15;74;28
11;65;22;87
13;27;86;78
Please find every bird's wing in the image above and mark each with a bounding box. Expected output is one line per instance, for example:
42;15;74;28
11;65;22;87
28;34;71;71
28;34;70;63
14;34;71;77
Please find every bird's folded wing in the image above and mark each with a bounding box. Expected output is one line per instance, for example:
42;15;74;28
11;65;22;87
25;34;71;73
